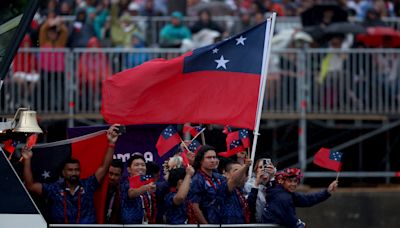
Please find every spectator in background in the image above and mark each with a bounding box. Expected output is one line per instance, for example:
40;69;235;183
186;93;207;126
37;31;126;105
68;8;96;48
254;11;266;25
59;1;73;16
191;9;224;35
231;10;253;35
87;0;110;42
191;9;224;48
77;37;111;110
111;0;143;47
124;32;150;69
363;8;387;27
139;0;165;16
262;0;285;16
13;35;39;84
38;12;68;110
159;11;192;48
12;34;39;108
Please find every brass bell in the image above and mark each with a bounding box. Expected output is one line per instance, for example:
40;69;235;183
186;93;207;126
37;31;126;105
13;110;43;133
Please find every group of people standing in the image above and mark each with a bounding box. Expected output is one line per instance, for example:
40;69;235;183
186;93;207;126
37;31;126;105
20;124;338;227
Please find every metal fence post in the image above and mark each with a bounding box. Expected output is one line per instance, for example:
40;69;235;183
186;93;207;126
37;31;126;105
298;48;308;172
67;49;75;128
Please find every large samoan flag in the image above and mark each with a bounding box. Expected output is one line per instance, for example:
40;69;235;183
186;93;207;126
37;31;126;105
101;19;273;130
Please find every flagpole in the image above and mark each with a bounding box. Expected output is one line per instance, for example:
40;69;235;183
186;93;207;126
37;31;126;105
248;13;276;176
190;128;206;143
200;132;206;145
336;171;340;182
180;139;192;153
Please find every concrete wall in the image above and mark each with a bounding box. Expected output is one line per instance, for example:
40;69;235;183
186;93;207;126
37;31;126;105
297;190;400;228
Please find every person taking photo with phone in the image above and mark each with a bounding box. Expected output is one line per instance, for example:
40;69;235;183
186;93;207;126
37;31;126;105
244;158;276;223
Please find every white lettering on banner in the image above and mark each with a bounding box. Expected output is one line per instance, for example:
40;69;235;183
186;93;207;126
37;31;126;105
143;151;153;162
113;152;154;163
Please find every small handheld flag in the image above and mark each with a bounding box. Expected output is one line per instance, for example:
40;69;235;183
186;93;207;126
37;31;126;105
183;124;205;138
26;134;38;150
156;125;181;157
313;148;343;172
129;175;155;189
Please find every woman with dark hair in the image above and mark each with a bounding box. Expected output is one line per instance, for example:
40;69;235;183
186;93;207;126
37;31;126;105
189;145;250;224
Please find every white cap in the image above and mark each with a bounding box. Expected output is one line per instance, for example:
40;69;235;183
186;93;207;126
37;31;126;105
128;2;139;11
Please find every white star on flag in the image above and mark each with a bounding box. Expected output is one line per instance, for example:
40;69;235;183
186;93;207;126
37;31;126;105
215;55;230;69
212;48;219;54
236;36;247;45
42;170;50;179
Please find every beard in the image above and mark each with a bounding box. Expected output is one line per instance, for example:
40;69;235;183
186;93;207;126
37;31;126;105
67;175;79;185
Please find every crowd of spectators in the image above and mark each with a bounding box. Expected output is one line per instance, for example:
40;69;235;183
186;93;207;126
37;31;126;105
22;0;400;50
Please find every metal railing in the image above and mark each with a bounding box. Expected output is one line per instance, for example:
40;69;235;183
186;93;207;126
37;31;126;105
58;15;400;45
2;48;400;119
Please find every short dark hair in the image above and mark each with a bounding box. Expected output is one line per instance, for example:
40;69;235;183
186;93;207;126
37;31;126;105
146;162;160;176
223;160;240;173
111;159;123;170
193;145;215;170
127;154;145;167
168;168;186;187
62;158;80;169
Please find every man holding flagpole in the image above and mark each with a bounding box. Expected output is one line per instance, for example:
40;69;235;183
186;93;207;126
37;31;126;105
21;124;120;224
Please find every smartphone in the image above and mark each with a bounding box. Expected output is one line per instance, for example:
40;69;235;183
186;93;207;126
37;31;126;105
263;159;272;170
116;125;126;135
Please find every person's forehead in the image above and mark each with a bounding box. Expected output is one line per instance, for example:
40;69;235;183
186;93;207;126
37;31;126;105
132;159;145;164
205;150;216;155
231;164;242;171
65;163;80;169
109;166;122;174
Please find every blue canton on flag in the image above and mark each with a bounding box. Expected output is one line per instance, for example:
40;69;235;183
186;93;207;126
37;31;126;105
141;175;153;182
162;125;178;139
239;129;249;140
329;151;343;162
183;22;267;74
230;140;241;150
188;139;201;152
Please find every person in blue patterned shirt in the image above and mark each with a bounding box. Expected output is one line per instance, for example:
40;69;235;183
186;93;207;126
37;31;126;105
189;145;251;224
120;154;156;224
221;160;253;224
21;124;120;224
164;165;195;224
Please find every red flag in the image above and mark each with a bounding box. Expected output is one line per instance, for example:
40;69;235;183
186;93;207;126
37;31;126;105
183;124;205;137
313;148;343;172
129;175;155;189
156;125;181;157
3;140;16;154
26;134;38;150
31;131;110;224
101;20;272;130
180;152;190;168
